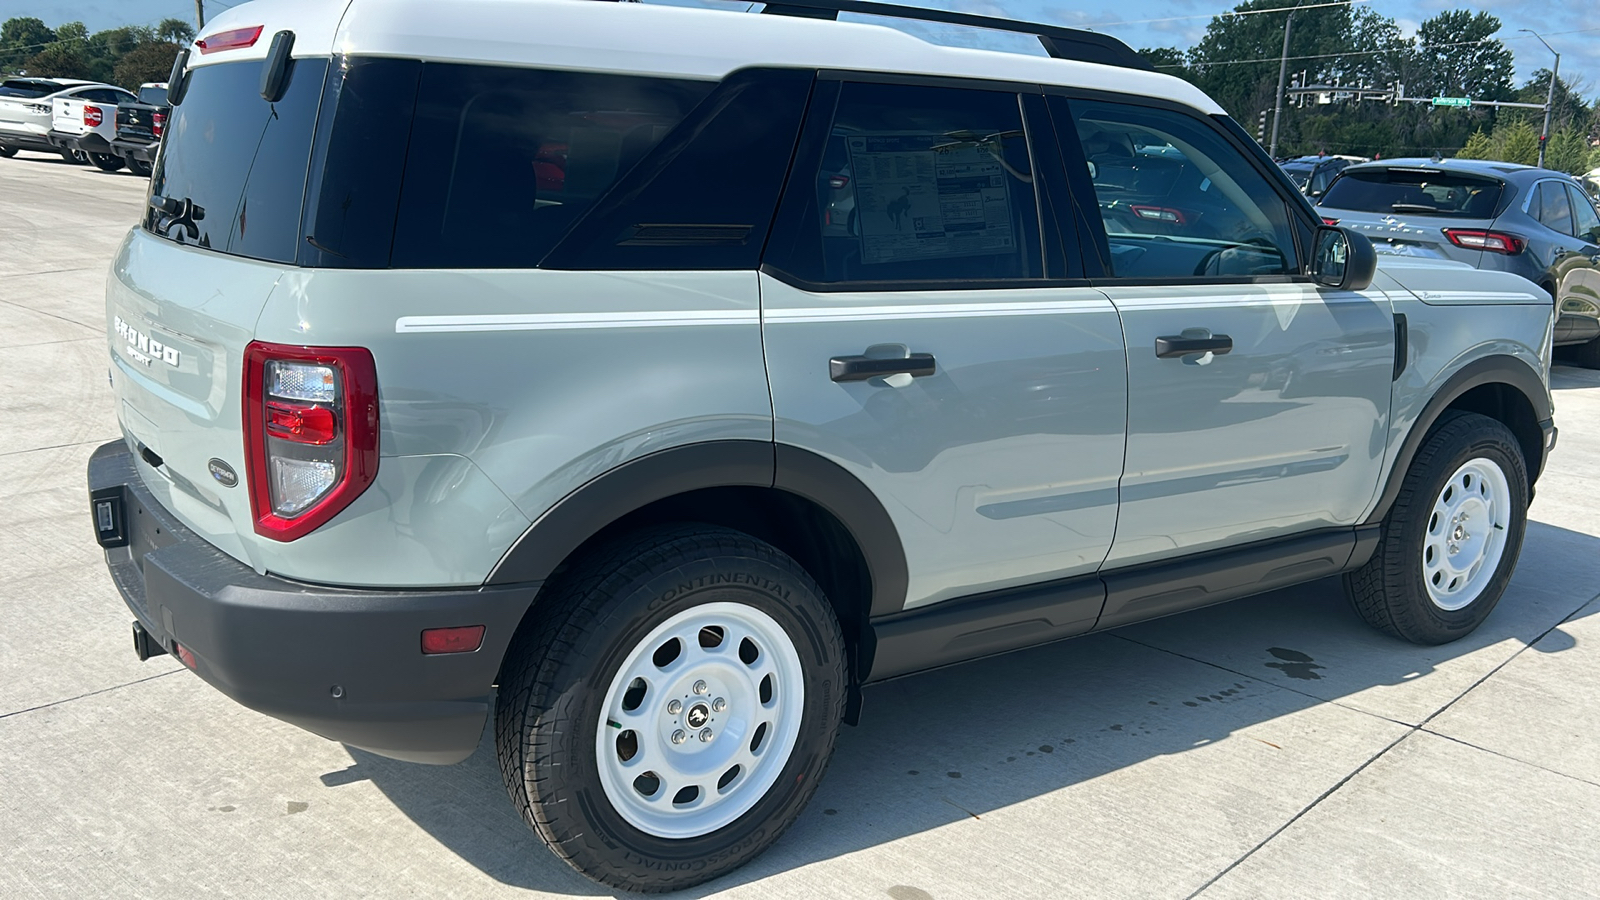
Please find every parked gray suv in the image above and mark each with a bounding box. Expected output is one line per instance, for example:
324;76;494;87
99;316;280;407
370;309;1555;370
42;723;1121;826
87;0;1557;891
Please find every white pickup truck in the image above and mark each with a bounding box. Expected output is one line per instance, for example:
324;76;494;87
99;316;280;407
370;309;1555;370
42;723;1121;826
47;86;133;171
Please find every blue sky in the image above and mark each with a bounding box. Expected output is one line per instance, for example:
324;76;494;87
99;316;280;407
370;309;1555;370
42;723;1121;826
20;0;1599;94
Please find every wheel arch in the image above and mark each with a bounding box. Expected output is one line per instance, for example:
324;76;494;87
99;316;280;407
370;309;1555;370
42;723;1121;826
1366;355;1551;525
487;441;908;692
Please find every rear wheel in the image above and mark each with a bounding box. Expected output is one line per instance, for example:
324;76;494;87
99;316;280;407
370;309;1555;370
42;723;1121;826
496;525;846;892
0;146;16;158
89;152;123;172
127;157;152;177
1567;336;1600;369
60;148;89;165
1346;411;1528;644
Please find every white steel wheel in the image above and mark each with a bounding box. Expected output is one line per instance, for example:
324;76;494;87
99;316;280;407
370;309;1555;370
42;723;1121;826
594;601;806;839
1422;457;1511;611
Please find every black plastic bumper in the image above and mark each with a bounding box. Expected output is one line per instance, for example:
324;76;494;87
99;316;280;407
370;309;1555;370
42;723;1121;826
51;130;113;155
87;441;542;764
1;132;57;152
110;139;157;164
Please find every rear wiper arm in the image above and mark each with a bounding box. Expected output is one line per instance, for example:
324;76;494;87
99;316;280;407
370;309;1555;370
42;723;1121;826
150;194;205;240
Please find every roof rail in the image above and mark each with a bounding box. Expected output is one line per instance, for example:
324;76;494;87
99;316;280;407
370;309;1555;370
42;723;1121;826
758;0;1154;72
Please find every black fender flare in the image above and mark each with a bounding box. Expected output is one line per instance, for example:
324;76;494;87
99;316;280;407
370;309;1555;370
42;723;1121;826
1363;355;1551;526
486;440;910;618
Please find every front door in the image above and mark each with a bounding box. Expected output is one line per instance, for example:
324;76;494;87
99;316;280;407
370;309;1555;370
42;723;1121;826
760;77;1126;618
1054;96;1395;600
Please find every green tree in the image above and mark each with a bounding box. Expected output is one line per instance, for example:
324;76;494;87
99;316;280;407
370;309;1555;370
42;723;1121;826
1456;129;1494;159
1139;46;1187;79
113;41;181;89
1545;129;1590;174
23;42;88;78
1;17;55;71
1411;11;1513;100
155;18;194;45
1497;120;1541;166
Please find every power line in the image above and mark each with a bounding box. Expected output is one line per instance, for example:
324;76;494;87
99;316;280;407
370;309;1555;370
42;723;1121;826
1086;0;1367;30
1157;27;1600;70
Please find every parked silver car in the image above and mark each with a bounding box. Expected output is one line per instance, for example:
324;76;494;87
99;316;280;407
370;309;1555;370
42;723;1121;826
1319;158;1600;366
0;77;133;162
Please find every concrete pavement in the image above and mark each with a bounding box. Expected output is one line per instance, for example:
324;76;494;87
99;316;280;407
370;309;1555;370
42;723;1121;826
1;149;1597;899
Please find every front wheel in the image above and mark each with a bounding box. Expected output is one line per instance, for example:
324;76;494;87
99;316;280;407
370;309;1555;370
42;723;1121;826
88;152;123;172
1346;411;1528;644
496;525;846;892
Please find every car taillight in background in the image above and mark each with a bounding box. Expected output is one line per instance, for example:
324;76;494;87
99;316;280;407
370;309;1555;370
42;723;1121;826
827;174;850;190
1130;205;1187;225
1443;228;1524;254
1321;217;1341;226
242;342;378;541
83;105;103;127
152;112;165;138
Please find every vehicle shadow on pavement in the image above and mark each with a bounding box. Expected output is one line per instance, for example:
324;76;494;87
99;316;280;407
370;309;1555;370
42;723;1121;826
331;519;1600;896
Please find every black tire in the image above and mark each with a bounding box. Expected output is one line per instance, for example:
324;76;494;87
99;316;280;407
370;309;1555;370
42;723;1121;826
60;148;88;165
127;157;152;177
495;524;846;892
1567;335;1600;369
89;152;123;172
1345;411;1528;644
0;146;16;158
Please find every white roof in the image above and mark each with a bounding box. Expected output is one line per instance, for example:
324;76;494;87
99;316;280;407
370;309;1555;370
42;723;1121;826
194;0;1223;116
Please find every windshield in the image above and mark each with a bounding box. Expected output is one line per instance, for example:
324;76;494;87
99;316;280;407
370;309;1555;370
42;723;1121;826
0;80;59;99
137;86;169;106
1320;168;1504;218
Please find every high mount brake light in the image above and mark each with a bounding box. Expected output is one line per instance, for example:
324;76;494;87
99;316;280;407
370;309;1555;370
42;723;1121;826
1443;228;1524;254
197;25;264;54
243;343;378;541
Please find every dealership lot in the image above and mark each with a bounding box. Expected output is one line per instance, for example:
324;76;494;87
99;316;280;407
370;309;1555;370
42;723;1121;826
2;152;1598;899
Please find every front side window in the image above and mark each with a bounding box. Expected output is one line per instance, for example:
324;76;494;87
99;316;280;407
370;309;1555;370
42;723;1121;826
388;65;712;269
767;81;1045;285
1070;100;1297;279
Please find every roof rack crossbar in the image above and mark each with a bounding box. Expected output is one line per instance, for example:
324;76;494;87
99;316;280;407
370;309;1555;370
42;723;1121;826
758;0;1154;72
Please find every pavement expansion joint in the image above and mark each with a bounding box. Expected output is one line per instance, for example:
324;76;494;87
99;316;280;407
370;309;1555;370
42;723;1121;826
0;669;182;722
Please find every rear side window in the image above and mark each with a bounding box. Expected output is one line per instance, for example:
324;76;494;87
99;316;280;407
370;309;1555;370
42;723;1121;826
147;58;329;263
766;81;1046;286
1068;99;1297;280
1533;182;1575;236
80;88;130;103
388;65;712;269
1320;168;1503;219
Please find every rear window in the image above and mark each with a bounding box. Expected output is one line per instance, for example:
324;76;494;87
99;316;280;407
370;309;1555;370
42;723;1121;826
138;86;169;106
1321;168;1504;218
147;58;329;262
0;79;59;98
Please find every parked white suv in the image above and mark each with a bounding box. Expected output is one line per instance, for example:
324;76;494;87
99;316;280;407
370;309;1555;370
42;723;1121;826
89;0;1557;891
0;78;131;162
48;90;133;171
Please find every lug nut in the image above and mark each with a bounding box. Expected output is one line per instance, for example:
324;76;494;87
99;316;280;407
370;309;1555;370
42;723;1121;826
692;680;707;695
711;698;726;713
667;700;682;715
671;730;687;745
699;728;714;742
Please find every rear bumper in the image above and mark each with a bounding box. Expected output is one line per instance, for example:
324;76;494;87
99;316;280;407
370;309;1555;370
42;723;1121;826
50;130;112;154
111;139;158;163
87;440;542;764
1554;311;1600;347
0;130;58;152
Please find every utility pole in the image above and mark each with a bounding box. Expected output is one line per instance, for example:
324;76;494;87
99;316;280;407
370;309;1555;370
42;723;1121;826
1520;29;1560;169
195;0;206;32
1269;6;1297;159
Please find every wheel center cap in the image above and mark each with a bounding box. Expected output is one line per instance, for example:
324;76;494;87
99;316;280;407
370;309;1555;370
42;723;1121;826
686;703;710;729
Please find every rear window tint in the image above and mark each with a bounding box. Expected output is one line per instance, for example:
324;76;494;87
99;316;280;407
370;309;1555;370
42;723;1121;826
388;65;712;269
138;86;169;106
1321;168;1503;218
147;58;328;262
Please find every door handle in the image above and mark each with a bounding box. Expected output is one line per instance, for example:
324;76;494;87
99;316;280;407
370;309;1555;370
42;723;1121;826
1154;334;1232;359
829;353;936;382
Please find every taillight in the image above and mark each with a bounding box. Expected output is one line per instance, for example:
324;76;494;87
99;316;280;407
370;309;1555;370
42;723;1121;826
1321;217;1340;226
243;342;378;541
152;112;165;138
197;25;264;54
827;174;850;189
1443;228;1524;254
83;106;103;127
1130;205;1186;225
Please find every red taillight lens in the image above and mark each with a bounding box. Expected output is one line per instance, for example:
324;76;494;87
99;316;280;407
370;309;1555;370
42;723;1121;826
83;105;103;127
197;25;264;54
421;626;486;655
174;643;197;670
1443;228;1524;254
1130;204;1187;225
1321;217;1341;226
152;112;165;138
243;342;379;541
827;174;849;189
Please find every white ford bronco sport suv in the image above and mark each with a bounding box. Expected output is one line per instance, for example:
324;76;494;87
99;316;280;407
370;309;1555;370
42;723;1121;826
88;0;1558;890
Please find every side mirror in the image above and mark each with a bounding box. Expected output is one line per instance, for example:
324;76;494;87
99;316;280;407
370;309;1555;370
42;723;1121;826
1310;225;1376;291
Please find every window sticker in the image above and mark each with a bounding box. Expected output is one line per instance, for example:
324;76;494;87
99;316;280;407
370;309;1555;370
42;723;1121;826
844;131;1017;265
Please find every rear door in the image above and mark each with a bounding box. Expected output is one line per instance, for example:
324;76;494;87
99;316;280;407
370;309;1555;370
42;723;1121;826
1528;179;1600;342
1053;94;1394;624
761;76;1127;618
